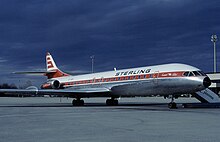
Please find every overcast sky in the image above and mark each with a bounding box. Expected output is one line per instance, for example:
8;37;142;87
0;0;220;87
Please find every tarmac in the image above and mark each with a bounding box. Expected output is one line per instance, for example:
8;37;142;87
0;97;220;142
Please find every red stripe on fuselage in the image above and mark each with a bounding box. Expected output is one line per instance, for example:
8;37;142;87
57;71;186;88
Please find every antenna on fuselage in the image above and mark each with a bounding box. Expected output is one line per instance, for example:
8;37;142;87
90;55;95;73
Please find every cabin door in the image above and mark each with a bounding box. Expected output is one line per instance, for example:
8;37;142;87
153;71;159;85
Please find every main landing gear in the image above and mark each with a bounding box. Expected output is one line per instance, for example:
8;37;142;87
72;98;84;106
106;98;118;106
168;96;177;109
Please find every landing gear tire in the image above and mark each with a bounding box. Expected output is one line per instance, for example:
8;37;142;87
72;99;84;106
106;99;118;106
168;95;178;109
168;102;177;109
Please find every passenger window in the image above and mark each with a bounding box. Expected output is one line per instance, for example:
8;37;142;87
183;72;189;76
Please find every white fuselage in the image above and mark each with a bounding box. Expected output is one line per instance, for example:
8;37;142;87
42;63;209;98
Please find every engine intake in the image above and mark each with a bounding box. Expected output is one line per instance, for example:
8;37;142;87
41;80;60;89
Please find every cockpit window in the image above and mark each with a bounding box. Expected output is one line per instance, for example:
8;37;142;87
193;71;201;76
183;72;189;76
183;71;206;77
198;71;206;76
189;72;194;76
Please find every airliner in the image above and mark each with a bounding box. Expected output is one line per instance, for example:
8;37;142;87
0;52;212;108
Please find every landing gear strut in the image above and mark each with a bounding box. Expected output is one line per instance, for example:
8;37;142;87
72;98;84;106
106;98;118;106
168;96;177;109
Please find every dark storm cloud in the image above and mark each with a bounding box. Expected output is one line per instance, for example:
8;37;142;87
0;0;220;86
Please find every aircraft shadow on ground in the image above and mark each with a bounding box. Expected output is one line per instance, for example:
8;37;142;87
0;102;168;107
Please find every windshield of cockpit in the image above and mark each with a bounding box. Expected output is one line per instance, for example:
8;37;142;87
183;71;206;77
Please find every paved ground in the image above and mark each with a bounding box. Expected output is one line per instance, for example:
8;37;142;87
0;97;220;142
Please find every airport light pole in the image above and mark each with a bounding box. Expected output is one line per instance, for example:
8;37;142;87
90;55;95;73
211;35;218;73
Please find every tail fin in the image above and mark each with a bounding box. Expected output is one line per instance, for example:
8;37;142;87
45;52;69;79
46;52;58;71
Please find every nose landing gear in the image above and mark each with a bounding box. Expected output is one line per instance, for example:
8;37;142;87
168;96;177;109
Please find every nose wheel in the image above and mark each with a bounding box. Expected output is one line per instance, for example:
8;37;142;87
168;96;177;109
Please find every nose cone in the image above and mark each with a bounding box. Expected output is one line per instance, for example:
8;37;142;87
203;77;211;88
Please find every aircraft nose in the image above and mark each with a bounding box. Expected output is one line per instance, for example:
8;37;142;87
203;77;211;88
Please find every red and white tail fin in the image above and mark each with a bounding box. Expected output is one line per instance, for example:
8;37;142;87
45;52;69;79
46;52;58;71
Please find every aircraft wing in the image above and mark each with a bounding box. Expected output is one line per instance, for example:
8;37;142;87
0;87;111;98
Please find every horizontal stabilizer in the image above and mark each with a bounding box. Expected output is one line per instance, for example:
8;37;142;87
13;71;56;75
194;88;220;103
